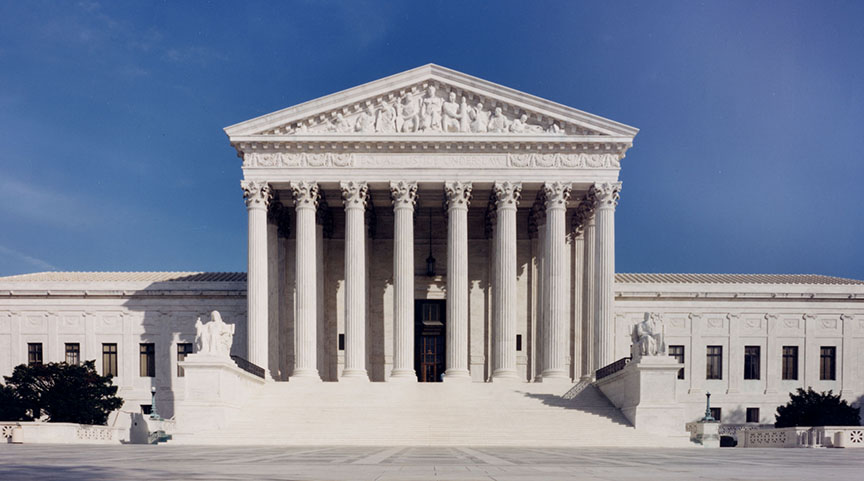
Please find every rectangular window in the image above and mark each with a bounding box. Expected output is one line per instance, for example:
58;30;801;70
746;407;760;423
65;343;80;365
102;343;118;377
744;346;761;380
668;345;685;379
782;346;799;380
706;345;723;380
338;334;345;351
139;343;155;377
27;343;43;367
820;346;836;380
177;343;193;377
710;407;722;422
516;334;523;352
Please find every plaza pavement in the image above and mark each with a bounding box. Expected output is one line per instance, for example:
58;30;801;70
1;444;863;480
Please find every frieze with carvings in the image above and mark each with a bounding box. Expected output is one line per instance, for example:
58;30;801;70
243;151;621;169
259;81;601;137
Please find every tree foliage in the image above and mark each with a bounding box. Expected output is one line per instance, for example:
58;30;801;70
1;361;124;425
775;388;861;428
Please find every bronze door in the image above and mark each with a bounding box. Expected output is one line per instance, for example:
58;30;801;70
415;300;446;382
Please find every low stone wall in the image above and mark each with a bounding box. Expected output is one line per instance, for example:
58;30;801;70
1;422;120;444
738;426;864;448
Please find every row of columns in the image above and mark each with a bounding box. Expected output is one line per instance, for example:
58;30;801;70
241;178;621;382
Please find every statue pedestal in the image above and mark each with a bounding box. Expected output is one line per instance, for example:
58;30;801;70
595;355;685;435
692;420;720;447
175;353;266;434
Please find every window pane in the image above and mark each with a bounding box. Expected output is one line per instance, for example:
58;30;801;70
28;343;43;367
706;345;723;380
65;343;80;365
746;407;760;423
139;343;155;377
820;346;836;380
782;346;798;380
710;407;721;422
744;346;760;380
177;343;193;377
102;343;117;377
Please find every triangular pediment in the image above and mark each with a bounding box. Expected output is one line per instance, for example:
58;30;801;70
225;64;638;140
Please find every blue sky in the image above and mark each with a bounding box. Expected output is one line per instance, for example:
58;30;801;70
1;0;862;279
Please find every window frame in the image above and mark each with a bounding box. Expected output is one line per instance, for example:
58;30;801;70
176;342;193;377
709;407;722;422
64;342;80;365
27;342;43;367
746;407;760;423
668;345;685;379
706;345;723;380
102;343;118;377
782;345;799;380
139;343;155;377
743;345;761;380
819;346;837;381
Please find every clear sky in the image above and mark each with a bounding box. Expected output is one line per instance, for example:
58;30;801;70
1;0;862;279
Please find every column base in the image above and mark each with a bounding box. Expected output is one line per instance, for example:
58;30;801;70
388;369;417;382
340;369;370;382
490;370;521;382
442;369;471;382
290;369;322;383
537;371;571;384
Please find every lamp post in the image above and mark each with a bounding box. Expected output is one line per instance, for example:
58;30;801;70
702;392;715;422
150;386;162;420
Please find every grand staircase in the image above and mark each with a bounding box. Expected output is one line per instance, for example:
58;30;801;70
172;381;691;447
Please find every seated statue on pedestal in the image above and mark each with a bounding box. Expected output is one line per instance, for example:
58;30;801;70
194;310;235;357
631;312;666;360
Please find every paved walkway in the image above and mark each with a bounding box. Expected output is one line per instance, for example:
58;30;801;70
1;445;863;480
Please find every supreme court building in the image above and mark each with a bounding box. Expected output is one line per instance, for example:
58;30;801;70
1;65;862;446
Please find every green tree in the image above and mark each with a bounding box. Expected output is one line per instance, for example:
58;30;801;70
0;384;28;421
775;388;860;428
2;361;124;425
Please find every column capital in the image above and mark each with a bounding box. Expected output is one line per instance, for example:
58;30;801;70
444;181;473;210
493;181;522;210
543;182;572;210
241;180;272;209
390;181;418;208
340;181;369;209
590;182;622;209
290;181;320;209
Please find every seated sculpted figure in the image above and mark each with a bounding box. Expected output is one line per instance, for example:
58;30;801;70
194;310;235;357
631;312;666;359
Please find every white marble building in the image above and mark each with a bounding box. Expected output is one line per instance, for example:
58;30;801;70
1;65;862;439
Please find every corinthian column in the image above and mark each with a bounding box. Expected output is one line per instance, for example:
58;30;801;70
444;181;472;381
540;182;572;382
242;180;271;375
592;182;621;370
340;181;369;381
290;181;321;381
390;181;418;381
491;181;522;381
574;199;596;380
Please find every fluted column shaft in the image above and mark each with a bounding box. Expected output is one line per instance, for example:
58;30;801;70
444;181;472;381
592;182;621;370
390;181;418;381
579;199;597;379
341;181;369;380
291;181;321;380
242;180;271;375
492;181;522;381
541;182;572;381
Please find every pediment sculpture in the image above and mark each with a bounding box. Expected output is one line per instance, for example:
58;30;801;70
194;310;235;357
262;82;597;136
631;312;666;360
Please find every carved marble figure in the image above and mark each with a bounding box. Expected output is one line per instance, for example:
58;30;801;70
469;102;489;133
194;310;235;357
375;103;397;133
442;91;462;132
420;85;444;131
355;107;375;133
488;107;509;133
397;94;420;132
631;312;666;359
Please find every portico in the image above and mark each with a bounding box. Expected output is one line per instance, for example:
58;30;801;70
227;64;635;383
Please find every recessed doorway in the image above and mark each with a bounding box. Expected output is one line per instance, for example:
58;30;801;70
415;300;446;382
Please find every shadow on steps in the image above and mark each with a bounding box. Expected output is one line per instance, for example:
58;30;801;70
517;384;632;427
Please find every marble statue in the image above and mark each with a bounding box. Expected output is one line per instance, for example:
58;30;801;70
354;107;375;133
459;96;470;133
469;102;489;133
420;85;444;131
397;94;420;132
510;113;543;134
375;103;397;133
631;312;666;359
488;107;509;133
194;310;235;357
333;113;353;133
442;91;462;132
